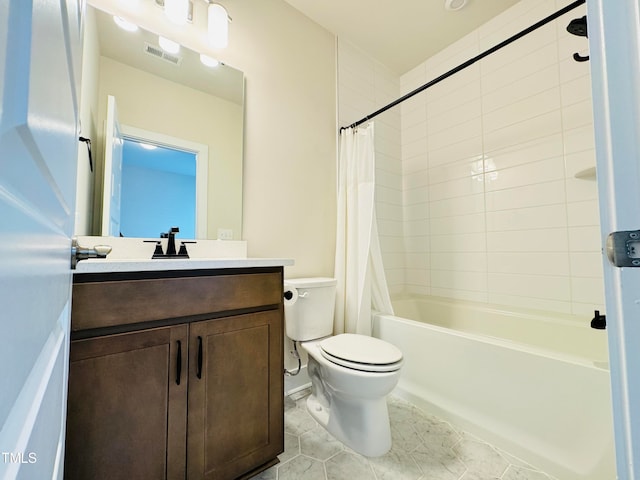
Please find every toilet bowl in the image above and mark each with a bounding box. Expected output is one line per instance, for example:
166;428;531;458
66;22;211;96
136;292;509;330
283;278;403;457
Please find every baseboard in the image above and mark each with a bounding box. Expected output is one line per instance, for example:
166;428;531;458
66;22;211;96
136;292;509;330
284;365;310;396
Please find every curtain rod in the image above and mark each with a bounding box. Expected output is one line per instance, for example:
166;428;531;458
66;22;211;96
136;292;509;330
340;0;586;131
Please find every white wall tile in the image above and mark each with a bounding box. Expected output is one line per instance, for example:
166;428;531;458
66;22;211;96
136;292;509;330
482;87;561;134
485;134;563;169
565;176;598;204
486;156;565;192
487;228;568;253
486;204;568;232
431;232;487;253
488;293;571;314
432;288;488;303
560;74;592;107
486;180;565;211
428;99;482;136
563;124;596;155
428;175;485;202
568;226;602;252
482;64;559;114
402;154;428;174
478;0;557;48
430;212;486;235
431;269;487;293
488;272;571;301
428;136;483;167
567;200;600;227
481;43;558;95
430;194;485;218
431;252;487;273
428;116;483;152
570;252;604;278
571;277;605;305
427;80;482;118
403;170;429;190
429;157;483;184
484;111;563;153
562;99;594;131
339;1;602;316
488;252;570;276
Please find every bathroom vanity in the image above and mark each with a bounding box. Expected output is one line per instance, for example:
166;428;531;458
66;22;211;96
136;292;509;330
65;259;290;480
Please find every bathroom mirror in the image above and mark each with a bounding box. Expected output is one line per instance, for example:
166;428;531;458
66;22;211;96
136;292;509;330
79;5;244;239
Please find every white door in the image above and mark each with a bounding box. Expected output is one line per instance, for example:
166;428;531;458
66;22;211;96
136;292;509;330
101;94;123;237
0;1;82;479
588;1;640;478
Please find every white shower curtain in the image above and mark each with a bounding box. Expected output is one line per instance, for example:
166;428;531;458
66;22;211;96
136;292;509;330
334;123;394;336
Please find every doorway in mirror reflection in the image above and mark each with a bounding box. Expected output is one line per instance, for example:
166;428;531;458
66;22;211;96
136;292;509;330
121;138;197;238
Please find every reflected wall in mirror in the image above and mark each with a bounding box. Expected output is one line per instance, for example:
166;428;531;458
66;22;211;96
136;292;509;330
76;4;245;240
121;138;198;238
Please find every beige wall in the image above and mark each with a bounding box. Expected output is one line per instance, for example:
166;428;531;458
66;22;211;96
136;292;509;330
75;7;100;236
224;0;337;277
83;0;338;278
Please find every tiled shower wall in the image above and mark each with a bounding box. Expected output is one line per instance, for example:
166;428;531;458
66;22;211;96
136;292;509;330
337;0;604;317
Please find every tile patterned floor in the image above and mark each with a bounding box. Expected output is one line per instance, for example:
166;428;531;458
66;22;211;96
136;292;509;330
253;389;556;480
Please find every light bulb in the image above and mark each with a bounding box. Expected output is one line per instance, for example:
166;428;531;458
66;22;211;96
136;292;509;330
208;3;228;49
113;16;138;32
159;36;180;54
165;0;189;25
200;54;220;67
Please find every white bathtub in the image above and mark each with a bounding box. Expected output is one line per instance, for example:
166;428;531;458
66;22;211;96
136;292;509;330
373;295;616;480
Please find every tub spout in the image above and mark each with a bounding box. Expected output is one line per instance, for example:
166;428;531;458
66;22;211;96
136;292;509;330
591;310;606;330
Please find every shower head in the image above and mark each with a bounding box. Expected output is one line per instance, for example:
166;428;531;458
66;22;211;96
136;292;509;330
567;16;588;37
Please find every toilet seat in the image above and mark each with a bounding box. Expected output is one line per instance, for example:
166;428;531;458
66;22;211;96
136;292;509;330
319;334;403;373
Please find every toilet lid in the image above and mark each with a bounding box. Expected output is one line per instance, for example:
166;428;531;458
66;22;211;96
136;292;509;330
319;334;403;372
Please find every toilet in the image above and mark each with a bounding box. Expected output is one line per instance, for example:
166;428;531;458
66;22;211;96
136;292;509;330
283;277;403;457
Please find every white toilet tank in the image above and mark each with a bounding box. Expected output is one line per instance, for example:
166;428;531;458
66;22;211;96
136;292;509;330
284;277;337;341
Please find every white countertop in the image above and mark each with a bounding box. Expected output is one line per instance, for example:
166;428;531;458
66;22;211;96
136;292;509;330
74;257;295;274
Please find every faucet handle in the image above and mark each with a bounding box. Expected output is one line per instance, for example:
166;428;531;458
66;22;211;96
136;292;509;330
178;240;196;257
144;240;165;258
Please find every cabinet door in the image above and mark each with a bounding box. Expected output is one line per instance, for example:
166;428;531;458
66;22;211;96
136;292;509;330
187;310;284;480
65;325;188;480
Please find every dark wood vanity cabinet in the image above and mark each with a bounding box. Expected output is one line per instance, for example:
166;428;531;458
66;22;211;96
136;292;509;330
65;325;188;480
187;311;282;479
65;268;284;480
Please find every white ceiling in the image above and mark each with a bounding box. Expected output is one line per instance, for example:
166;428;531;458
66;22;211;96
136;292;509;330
282;0;521;74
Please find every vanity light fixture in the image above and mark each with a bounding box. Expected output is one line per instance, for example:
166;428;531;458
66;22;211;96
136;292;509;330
140;143;158;150
207;3;229;49
113;16;138;32
159;36;181;54
200;54;220;67
164;0;190;24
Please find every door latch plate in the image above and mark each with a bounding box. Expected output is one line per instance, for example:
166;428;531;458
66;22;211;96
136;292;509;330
606;230;640;267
